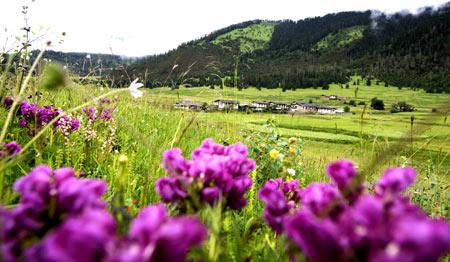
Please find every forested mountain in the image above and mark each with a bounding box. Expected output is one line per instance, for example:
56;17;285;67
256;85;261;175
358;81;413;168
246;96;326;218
31;50;125;76
112;3;448;93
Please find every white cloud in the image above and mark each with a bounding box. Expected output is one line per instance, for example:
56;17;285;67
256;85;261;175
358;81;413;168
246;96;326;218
0;0;447;57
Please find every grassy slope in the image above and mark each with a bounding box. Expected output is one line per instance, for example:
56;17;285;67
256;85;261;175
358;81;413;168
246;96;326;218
211;22;276;53
313;25;365;51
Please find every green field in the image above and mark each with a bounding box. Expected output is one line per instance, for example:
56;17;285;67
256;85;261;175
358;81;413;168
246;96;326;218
5;76;448;204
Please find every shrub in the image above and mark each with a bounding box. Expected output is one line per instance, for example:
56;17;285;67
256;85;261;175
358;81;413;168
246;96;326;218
391;101;415;113
243;121;303;185
348;100;356;106
370;97;385;110
344;106;351;113
358;101;366;105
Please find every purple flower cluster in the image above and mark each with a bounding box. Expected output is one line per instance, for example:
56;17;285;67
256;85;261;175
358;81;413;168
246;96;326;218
113;204;207;261
156;139;256;210
1;97;79;135
82;106;116;122
0;141;22;159
260;160;450;261
1;165;107;260
0;166;207;262
258;178;301;233
82;97;117;122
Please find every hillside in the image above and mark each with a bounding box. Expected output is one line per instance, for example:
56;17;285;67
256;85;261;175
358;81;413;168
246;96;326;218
31;50;126;76
112;3;448;93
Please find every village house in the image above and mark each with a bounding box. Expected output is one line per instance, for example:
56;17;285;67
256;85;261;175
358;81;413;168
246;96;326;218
270;101;290;111
174;99;203;110
213;99;240;110
290;102;337;114
250;101;271;111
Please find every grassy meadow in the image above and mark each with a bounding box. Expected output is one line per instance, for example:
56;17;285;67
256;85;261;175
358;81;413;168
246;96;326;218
1;73;449;260
5;76;448;211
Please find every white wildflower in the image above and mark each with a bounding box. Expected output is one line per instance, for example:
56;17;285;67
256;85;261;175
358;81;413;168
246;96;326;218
287;168;296;176
129;78;143;98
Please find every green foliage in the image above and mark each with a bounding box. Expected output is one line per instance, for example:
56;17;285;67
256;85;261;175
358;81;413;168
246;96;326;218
243;120;303;186
313;25;365;52
40;64;68;90
391;101;415;113
370;97;385;110
212;22;276;53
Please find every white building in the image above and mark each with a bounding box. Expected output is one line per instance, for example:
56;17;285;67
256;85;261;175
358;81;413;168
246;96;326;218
250;101;271;111
290;102;337;114
174;99;203;110
213;100;240;110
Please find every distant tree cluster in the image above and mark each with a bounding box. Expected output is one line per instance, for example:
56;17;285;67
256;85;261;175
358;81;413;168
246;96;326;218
370;97;385;110
390;101;415;113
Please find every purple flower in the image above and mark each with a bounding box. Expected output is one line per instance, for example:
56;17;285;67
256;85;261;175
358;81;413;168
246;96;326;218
3;141;22;156
275;163;450;262
13;165;108;231
25;209;117;262
18;119;28;127
0;207;18;262
285;210;345;262
385;217;450;262
19;101;38;119
99;107;115;121
70;117;80;130
55;115;80;134
128;204;168;247
13;165;53;212
259;178;301;233
150;216;207;261
155;177;188;202
299;183;341;217
326;160;357;191
82;107;97;121
157;139;255;211
375;167;416;196
56;176;107;214
100;98;111;104
162;148;191;178
37;107;55;126
201;186;221;205
116;204;207;261
1;96;14;108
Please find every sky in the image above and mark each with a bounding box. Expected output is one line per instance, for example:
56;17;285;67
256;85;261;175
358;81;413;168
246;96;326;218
0;0;448;57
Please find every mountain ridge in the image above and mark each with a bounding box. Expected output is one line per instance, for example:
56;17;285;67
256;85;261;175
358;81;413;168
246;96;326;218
35;3;450;93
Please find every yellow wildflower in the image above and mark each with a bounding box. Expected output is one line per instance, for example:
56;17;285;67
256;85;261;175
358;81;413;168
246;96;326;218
289;147;297;154
269;149;280;159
